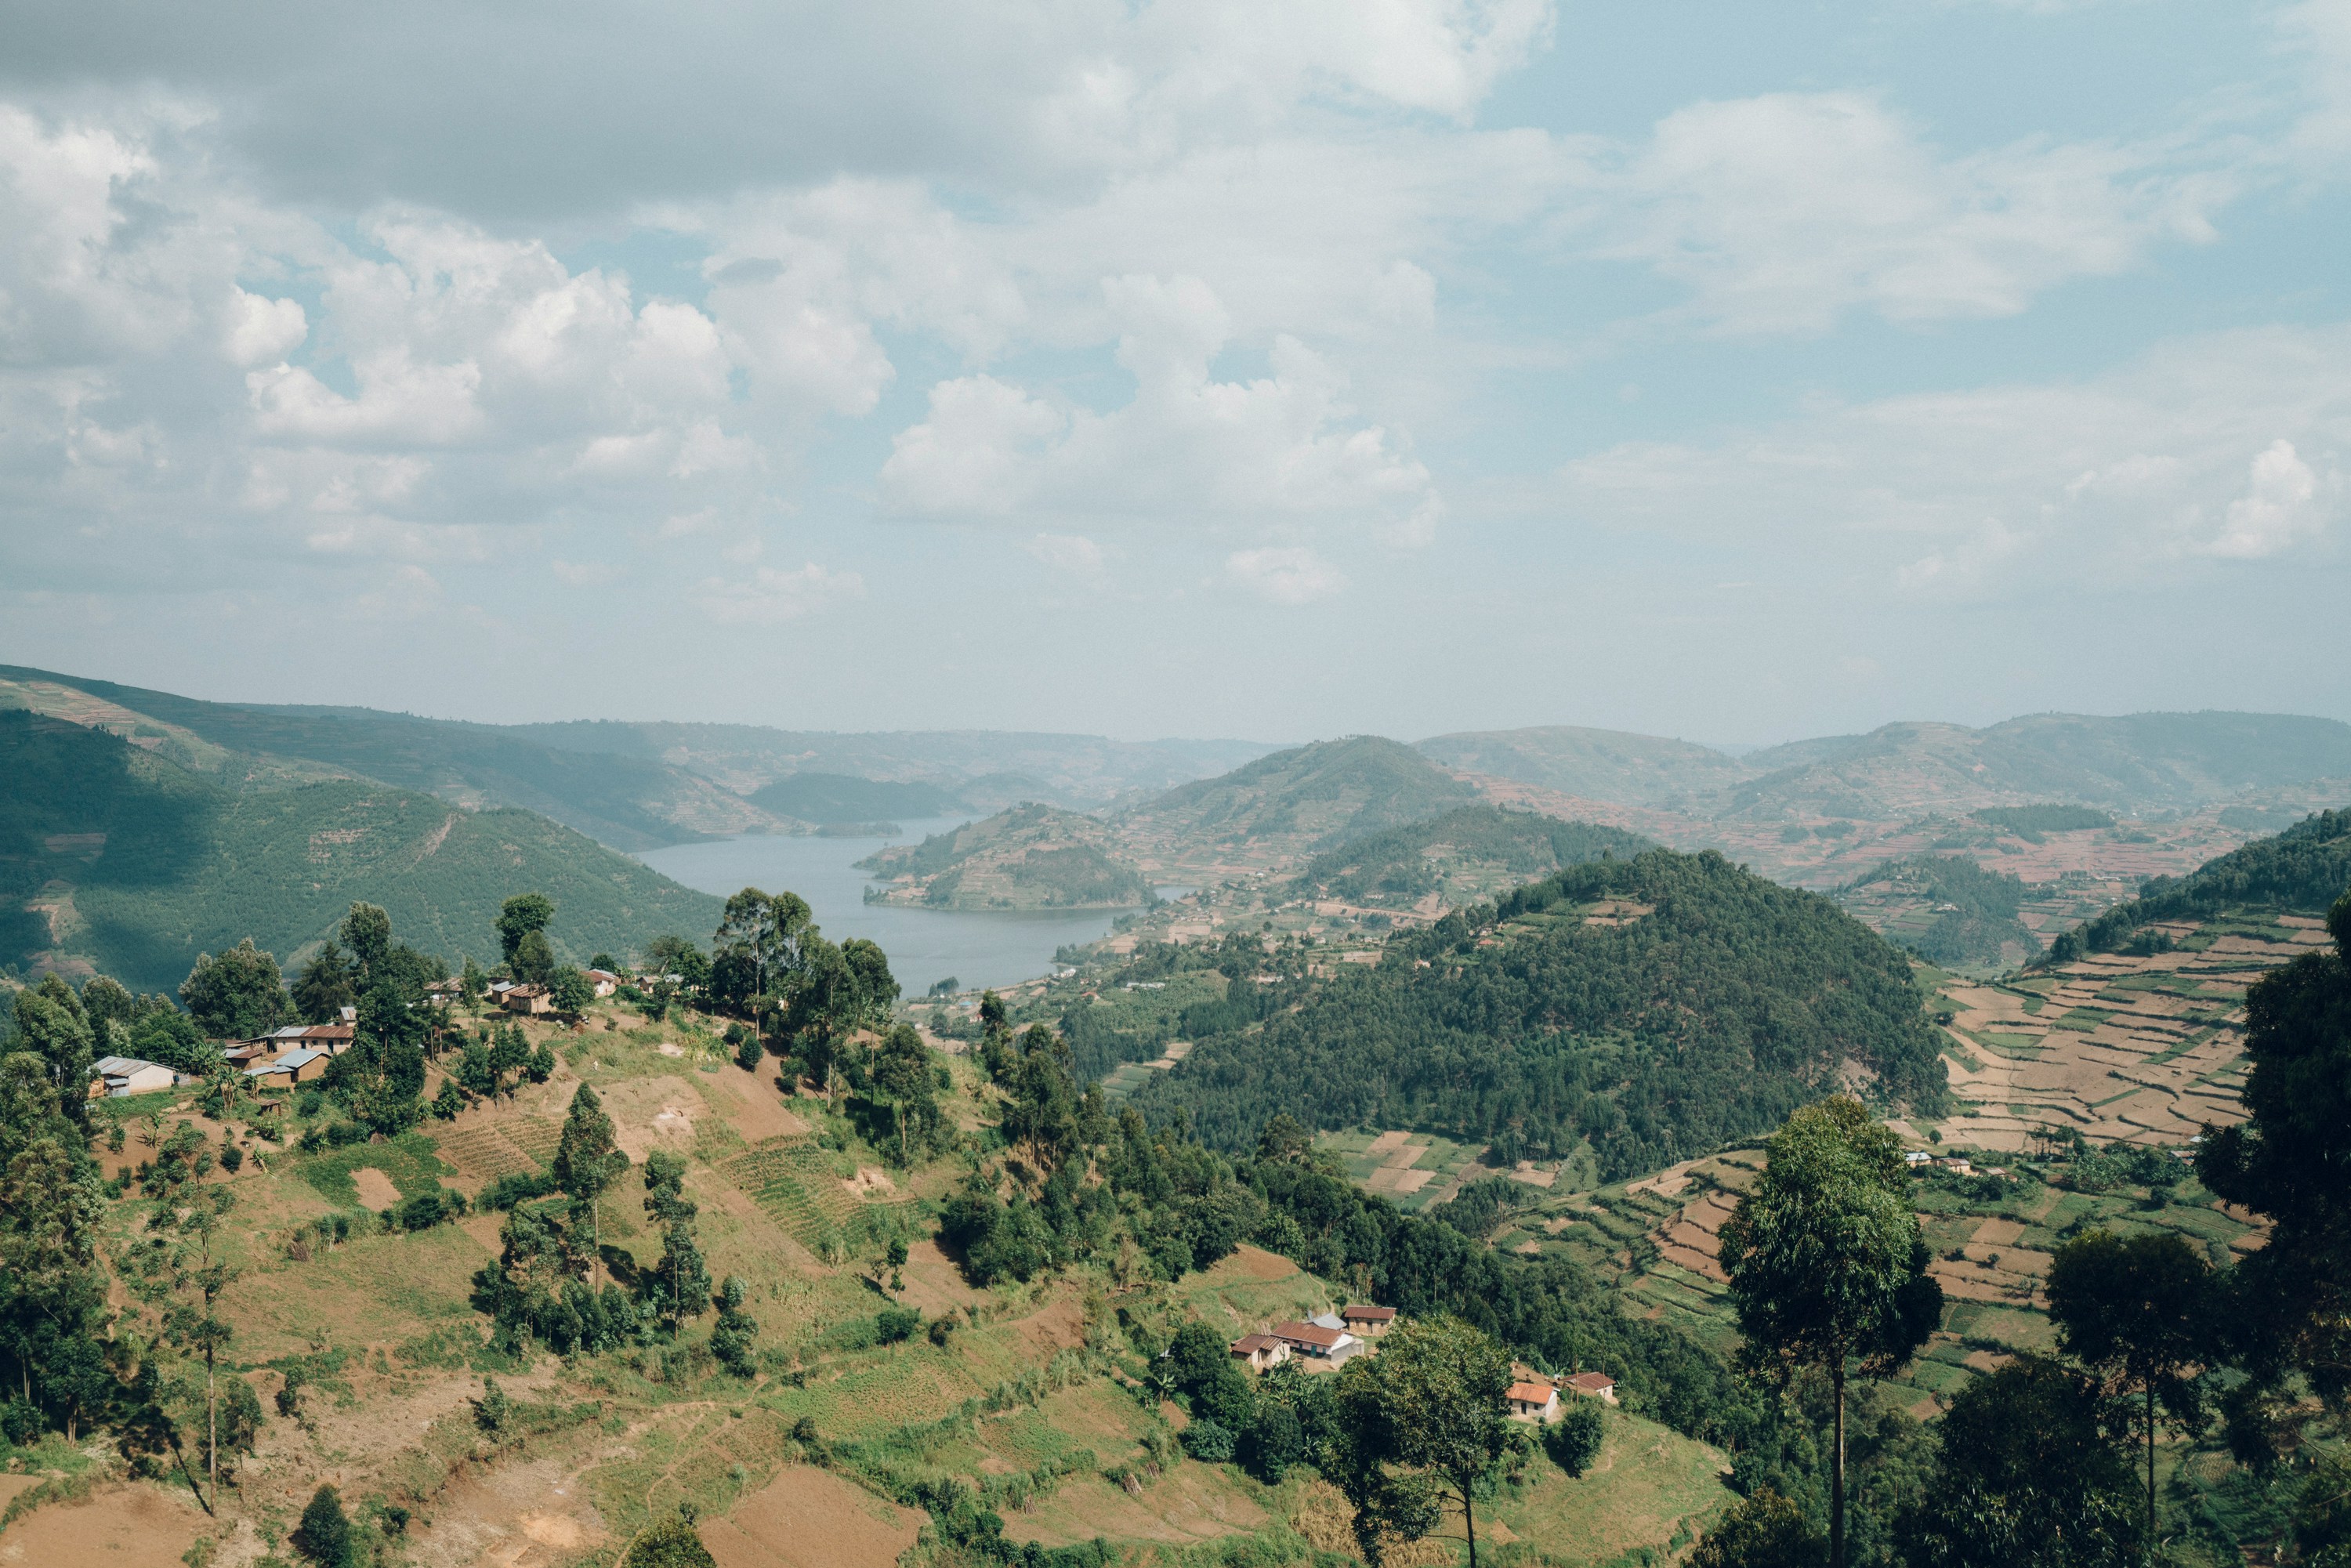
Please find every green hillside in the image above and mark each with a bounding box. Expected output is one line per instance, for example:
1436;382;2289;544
0;711;723;990
1118;734;1480;865
0;664;774;849
2049;806;2351;961
1128;846;1950;1175
857;802;1156;910
1837;853;2038;968
1290;804;1653;907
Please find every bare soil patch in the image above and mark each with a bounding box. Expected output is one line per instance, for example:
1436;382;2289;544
350;1165;400;1211
0;1483;206;1568
593;1074;709;1162
708;1066;813;1143
702;1465;922;1568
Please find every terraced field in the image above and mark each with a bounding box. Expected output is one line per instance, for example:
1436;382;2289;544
723;1135;922;1258
1317;1128;1494;1212
1932;912;2331;1150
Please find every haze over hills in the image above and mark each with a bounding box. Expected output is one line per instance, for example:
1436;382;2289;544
0;711;721;991
1431;711;2351;821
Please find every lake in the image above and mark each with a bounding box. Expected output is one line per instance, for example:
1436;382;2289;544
636;819;1175;996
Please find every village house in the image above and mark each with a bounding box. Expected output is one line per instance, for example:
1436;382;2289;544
585;969;622;998
423;977;465;1002
89;1056;180;1098
1228;1333;1291;1373
1341;1304;1396;1337
237;1020;357;1061
1563;1371;1619;1405
502;983;554;1016
1269;1317;1364;1366
245;1046;330;1089
1506;1380;1562;1423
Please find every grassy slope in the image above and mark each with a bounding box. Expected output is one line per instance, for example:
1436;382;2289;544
44;1001;1728;1568
0;711;723;988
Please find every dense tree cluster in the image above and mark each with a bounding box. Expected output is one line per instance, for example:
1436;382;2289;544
1289;804;1653;905
2049;807;2351;961
1129;846;1950;1175
1839;856;2034;968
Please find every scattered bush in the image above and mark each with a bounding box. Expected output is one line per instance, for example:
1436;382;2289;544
1179;1418;1233;1462
292;1484;353;1566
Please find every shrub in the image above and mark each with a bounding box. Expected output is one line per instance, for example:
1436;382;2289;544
1178;1418;1233;1462
478;1170;557;1210
625;1506;718;1567
1545;1399;1605;1477
876;1306;922;1344
218;1142;244;1174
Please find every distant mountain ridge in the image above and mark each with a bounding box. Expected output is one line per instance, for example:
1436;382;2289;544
1419;711;2351;819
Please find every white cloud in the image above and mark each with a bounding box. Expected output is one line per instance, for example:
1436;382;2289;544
1587;92;2226;333
550;559;621;588
223;289;308;367
697;563;866;625
880;274;1440;541
2206;439;2329;558
1226;545;1345;603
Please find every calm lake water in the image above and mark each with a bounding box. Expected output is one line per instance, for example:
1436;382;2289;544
637;818;1172;996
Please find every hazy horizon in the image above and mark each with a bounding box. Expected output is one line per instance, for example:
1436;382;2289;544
4;1;2347;741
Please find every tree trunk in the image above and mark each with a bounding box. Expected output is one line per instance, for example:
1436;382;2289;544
205;1348;218;1512
1831;1363;1847;1568
2146;1383;2157;1559
1462;1477;1479;1568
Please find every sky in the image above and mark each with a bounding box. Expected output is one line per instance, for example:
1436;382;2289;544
2;0;2347;747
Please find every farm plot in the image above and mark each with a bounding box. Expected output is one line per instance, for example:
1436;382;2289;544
1930;916;2326;1153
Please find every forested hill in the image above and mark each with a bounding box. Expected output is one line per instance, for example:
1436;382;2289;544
1290;805;1653;907
2048;806;2351;961
1128;846;1949;1179
857;802;1157;910
0;711;723;990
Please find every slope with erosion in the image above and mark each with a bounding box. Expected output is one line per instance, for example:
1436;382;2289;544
0;664;779;850
0;709;723;989
857;802;1158;911
1127;845;1951;1176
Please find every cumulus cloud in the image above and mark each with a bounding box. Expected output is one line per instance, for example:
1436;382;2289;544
880;274;1440;541
1226;545;1345;603
697;562;866;625
2206;440;2330;559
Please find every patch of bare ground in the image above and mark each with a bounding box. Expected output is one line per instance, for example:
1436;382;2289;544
700;1465;924;1568
1204;1243;1301;1284
707;1066;815;1143
350;1165;400;1211
405;1455;610;1568
591;1074;712;1162
0;1483;207;1568
1008;1294;1088;1358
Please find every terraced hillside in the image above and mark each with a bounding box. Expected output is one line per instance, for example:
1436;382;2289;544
1931;912;2333;1148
